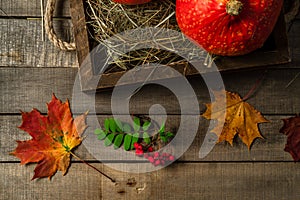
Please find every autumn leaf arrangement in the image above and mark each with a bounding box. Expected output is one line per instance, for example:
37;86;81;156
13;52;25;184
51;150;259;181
10;94;177;181
11;92;300;181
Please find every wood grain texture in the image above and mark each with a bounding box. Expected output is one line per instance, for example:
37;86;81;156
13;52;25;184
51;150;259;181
1;162;299;200
103;162;300;200
70;0;90;68
0;4;300;200
0;19;77;67
1;67;299;115
0;163;102;200
0;0;70;17
0;115;293;162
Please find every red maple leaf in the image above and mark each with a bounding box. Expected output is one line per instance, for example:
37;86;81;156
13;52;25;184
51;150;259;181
11;94;87;180
280;115;300;161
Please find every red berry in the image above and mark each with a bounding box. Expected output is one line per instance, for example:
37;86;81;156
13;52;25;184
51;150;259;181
148;156;154;163
133;142;140;149
154;152;159;158
168;155;175;161
154;159;161;166
160;160;165;165
135;149;144;156
162;153;169;157
147;146;153;152
154;160;161;166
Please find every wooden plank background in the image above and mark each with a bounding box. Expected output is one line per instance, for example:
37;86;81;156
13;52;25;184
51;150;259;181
0;1;300;199
1;163;300;200
0;0;70;17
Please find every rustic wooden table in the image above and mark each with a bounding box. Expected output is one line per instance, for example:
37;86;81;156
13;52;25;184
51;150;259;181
1;1;300;199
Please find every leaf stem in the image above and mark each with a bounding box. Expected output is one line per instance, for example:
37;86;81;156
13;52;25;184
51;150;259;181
70;151;116;183
242;70;267;101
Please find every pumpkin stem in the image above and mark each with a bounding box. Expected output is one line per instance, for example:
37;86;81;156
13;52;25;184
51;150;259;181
226;0;243;16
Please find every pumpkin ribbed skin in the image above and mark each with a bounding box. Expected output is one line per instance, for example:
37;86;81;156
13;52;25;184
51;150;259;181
176;0;283;56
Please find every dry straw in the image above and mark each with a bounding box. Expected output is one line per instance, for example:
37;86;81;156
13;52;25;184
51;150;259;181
86;0;190;72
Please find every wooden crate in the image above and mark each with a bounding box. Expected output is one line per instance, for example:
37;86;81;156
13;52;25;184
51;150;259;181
70;0;290;91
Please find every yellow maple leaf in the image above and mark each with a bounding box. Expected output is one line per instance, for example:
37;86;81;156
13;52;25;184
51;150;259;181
202;90;269;149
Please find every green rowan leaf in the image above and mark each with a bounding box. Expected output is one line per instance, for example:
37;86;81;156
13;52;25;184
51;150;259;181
133;117;140;132
159;122;165;133
142;121;151;131
143;132;151;144
123;123;132;133
109;118;117;133
124;134;132;151
113;134;124;149
166;132;174;139
160;135;168;143
94;128;103;135
104;133;115;146
104;118;110;131
114;118;123;132
94;129;107;140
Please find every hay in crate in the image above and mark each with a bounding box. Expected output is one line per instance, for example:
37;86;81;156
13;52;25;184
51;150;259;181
86;0;189;72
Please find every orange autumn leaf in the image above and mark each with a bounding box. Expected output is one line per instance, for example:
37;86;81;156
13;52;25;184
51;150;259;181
11;94;87;180
202;90;269;149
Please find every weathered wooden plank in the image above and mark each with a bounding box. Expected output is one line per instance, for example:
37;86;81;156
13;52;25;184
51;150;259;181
105;162;300;200
0;19;77;67
1;162;299;200
70;0;90;69
0;0;70;17
0;115;293;162
0;163;102;200
1;67;300;114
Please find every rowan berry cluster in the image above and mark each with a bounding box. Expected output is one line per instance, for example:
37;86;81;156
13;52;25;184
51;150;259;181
134;143;175;166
